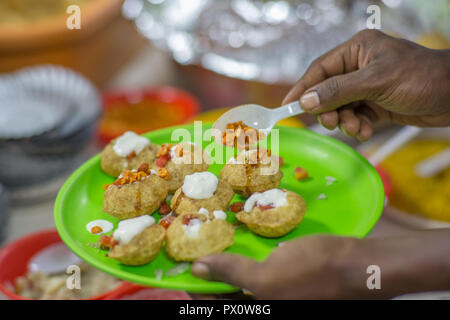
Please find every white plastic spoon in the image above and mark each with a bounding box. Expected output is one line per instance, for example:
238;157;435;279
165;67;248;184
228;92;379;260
212;101;304;135
415;147;450;178
368;126;422;166
29;242;82;275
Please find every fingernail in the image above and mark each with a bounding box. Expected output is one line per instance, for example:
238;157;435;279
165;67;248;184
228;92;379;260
300;91;320;111
316;115;324;127
338;124;350;137
357;133;369;142
192;262;211;280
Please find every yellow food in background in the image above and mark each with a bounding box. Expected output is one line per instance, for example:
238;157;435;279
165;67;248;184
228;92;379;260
382;140;450;222
416;31;450;49
100;100;183;134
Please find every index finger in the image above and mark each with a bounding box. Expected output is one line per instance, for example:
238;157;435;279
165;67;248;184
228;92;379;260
192;253;261;292
282;38;360;105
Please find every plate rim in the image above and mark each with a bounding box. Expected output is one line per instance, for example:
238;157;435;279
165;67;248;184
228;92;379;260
54;124;385;293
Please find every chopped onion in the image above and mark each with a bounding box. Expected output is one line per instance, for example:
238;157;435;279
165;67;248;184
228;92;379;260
317;193;327;200
166;263;190;276
325;176;337;186
155;269;163;280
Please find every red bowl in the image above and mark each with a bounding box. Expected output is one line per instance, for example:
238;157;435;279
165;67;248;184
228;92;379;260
104;282;192;300
98;86;200;144
0;229;127;300
375;165;392;200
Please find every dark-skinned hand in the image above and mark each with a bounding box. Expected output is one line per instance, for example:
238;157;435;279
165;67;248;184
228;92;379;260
283;29;450;141
192;231;450;299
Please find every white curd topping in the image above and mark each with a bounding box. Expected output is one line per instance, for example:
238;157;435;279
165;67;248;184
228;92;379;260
196;208;227;221
213;210;227;220
113;131;150;157
183;218;203;238
244;189;287;212
182;172;218;199
198;207;210;219
113;215;155;244
86;220;113;235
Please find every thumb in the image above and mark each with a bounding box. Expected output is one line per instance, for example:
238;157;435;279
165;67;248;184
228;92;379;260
192;253;261;290
300;69;373;114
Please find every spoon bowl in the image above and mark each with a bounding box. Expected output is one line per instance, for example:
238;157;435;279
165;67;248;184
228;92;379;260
29;242;82;275
212;101;303;135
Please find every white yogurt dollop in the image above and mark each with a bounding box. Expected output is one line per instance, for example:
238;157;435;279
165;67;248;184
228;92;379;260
183;218;203;238
196;208;227;220
86;220;114;235
198;207;210;219
213;210;227;220
113;131;150;157
244;189;287;212
113;215;155;244
182;172;218;199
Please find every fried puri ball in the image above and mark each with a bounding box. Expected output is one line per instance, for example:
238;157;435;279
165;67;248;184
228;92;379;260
165;213;235;262
108;224;165;266
170;179;234;215
220;149;283;196
103;173;169;220
236;190;306;238
101;133;159;177
152;142;210;193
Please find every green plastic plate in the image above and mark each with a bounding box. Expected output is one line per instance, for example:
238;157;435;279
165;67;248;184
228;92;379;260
54;124;384;293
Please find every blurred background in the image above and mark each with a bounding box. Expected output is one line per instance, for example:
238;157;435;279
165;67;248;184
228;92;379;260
0;0;449;300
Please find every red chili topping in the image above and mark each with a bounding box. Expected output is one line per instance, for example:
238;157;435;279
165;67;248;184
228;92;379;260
126;150;136;159
138;162;150;174
229;202;244;213
159;202;171;215
258;204;275;211
159;216;175;229
155;154;171;167
99;235;118;250
294;167;308;180
91;226;103;234
181;214;197;226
